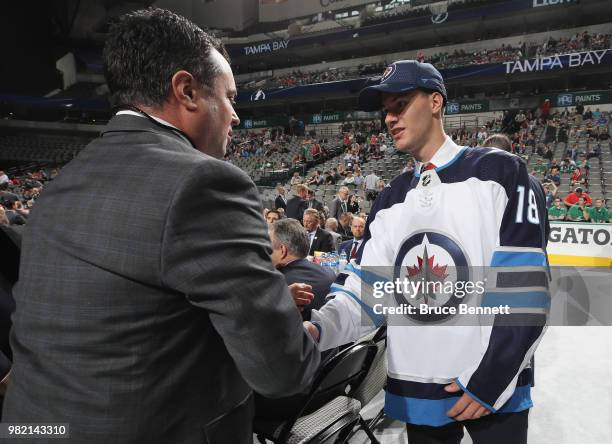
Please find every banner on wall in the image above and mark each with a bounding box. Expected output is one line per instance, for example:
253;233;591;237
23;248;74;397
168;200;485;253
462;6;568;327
445;100;490;115
547;222;612;267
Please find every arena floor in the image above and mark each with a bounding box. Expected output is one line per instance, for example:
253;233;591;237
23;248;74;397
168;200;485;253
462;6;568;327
350;326;612;443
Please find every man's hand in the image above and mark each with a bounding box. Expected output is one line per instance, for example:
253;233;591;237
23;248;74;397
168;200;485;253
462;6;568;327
445;382;491;421
303;321;320;342
288;283;314;312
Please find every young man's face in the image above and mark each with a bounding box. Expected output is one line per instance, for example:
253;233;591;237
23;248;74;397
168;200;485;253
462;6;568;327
382;90;439;154
554;199;561;208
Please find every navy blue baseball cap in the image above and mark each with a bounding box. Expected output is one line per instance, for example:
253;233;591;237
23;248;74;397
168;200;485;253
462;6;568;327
358;60;447;111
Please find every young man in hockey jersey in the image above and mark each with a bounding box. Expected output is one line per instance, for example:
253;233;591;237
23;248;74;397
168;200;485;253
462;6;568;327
304;61;548;443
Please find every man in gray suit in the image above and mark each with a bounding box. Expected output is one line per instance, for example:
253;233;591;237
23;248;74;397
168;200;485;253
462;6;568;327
2;8;319;444
328;186;350;221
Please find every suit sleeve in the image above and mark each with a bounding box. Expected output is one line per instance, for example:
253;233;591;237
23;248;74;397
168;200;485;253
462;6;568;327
328;198;339;220
457;156;548;412
321;231;334;253
160;161;320;397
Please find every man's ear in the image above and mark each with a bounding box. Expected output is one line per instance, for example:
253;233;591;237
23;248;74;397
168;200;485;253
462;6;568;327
171;70;199;111
280;244;289;261
431;92;445;117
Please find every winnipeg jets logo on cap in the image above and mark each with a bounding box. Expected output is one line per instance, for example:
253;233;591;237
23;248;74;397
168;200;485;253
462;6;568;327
381;64;396;83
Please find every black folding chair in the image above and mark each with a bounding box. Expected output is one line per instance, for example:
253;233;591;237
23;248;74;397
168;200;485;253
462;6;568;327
254;341;378;444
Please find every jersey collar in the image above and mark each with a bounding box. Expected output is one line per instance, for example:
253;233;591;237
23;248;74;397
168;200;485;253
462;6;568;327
414;136;465;177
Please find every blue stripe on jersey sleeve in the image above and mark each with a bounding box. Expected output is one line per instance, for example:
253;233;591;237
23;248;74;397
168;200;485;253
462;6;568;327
491;251;547;267
482;291;550;309
344;263;389;287
329;284;385;327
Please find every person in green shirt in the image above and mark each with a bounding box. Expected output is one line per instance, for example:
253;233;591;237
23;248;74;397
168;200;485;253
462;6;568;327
548;197;567;221
534;159;548;175
567;197;590;222
587;198;611;223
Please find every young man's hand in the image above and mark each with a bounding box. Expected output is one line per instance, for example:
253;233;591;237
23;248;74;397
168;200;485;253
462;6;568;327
445;382;491;421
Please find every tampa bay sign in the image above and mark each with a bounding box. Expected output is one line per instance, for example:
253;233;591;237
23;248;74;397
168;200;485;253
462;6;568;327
504;50;609;74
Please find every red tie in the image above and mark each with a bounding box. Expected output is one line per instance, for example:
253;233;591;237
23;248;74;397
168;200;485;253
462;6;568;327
420;163;436;174
350;241;358;258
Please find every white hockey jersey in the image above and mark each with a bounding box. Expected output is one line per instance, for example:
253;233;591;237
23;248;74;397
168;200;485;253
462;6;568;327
311;136;549;427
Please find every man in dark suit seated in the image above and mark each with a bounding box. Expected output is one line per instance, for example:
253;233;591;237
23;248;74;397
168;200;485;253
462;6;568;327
339;216;366;260
2;9;319;444
286;184;309;221
269;219;335;321
303;209;334;256
337;212;354;241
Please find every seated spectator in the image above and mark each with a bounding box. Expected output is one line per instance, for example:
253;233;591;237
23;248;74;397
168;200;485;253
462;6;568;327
339;216;365;260
337;212;354;241
341;171;355;186
306;189;324;212
548;198;567;221
266;210;280;225
401;159;415;174
324;218;342;252
306;170;324;186
347;194;360;214
290;171;303;186
546;167;561;187
586;198;611;223
353;169;364;188
570;167;584;186
567;197;590;222
268;219;336;321
534;159;548;175
543;182;558;209
564;187;592;207
323;171;336;185
303;209;334;256
560;158;575;174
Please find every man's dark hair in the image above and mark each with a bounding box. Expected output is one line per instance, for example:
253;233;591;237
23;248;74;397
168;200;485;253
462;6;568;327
270;219;310;259
482;133;512;151
103;7;229;107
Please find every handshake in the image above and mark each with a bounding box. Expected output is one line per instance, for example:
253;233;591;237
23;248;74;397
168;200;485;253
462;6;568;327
287;283;320;343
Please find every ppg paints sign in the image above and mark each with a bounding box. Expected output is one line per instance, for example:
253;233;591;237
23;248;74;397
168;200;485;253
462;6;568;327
446;101;488;115
556;93;604;107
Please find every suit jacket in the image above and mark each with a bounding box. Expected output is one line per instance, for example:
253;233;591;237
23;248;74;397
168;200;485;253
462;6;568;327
329;231;342;253
339;238;363;260
328;197;348;221
286;196;307;221
274;194;287;211
307;198;324;212
278;259;336;321
2;114;320;444
0;226;19;383
308;227;334;256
